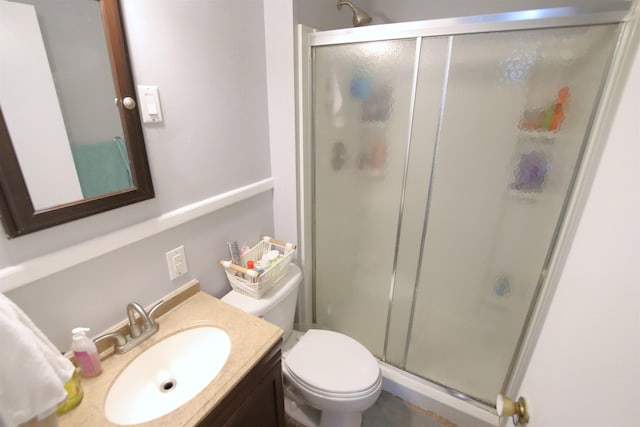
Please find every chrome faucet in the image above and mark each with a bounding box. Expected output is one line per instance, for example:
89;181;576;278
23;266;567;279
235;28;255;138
95;300;165;354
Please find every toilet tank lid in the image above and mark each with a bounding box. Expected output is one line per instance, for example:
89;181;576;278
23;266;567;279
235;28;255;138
221;264;302;316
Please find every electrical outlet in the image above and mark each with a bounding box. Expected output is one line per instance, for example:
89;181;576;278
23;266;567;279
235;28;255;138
166;245;188;280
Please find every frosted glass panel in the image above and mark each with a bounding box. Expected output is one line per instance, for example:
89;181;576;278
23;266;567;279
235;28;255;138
384;37;450;365
404;25;619;403
313;40;417;357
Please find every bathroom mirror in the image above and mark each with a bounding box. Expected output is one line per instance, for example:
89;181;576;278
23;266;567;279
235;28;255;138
0;0;153;238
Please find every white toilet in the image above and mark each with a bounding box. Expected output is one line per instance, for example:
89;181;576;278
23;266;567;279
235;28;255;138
221;264;381;427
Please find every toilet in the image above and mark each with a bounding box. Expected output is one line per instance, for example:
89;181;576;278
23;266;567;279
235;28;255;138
221;264;381;427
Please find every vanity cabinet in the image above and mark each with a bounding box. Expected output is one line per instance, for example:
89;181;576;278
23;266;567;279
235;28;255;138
198;340;285;427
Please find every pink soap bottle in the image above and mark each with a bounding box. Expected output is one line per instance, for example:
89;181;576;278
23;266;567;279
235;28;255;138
71;327;102;377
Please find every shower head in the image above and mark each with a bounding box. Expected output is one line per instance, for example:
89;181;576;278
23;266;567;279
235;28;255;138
336;0;372;27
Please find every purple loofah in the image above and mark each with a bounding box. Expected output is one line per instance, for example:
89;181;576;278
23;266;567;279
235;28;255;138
512;151;547;192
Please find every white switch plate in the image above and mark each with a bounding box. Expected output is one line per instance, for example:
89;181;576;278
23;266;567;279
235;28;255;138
166;245;188;280
137;85;163;123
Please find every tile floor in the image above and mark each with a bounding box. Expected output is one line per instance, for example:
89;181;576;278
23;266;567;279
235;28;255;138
285;390;458;427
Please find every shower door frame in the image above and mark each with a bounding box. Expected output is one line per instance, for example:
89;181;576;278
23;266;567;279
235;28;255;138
297;2;632;419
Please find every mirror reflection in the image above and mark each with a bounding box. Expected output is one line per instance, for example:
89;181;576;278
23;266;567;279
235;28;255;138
0;0;133;211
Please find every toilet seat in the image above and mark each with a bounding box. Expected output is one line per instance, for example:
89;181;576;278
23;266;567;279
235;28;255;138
283;329;380;396
283;363;382;399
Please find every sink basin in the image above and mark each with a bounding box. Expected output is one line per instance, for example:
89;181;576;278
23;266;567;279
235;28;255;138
104;326;231;425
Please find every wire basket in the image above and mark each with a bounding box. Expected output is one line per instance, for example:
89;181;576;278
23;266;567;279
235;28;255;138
219;236;297;299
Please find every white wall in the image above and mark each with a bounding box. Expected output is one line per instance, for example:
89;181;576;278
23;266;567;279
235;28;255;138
518;30;640;427
2;0;274;350
295;0;357;30
264;0;298;246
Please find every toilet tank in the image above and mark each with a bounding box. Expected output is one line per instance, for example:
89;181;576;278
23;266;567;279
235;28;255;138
221;264;302;340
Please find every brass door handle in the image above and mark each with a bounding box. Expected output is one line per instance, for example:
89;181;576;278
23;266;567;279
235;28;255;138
497;394;529;425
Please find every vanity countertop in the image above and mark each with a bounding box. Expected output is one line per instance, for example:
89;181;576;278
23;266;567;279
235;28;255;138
57;282;283;427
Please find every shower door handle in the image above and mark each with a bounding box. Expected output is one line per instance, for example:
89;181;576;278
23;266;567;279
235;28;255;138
497;394;529;425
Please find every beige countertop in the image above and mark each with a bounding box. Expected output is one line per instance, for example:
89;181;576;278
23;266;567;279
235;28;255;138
58;282;283;427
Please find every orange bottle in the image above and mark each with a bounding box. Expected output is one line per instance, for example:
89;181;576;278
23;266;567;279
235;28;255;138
548;86;569;131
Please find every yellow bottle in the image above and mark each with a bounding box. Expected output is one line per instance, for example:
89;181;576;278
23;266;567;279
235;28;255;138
56;369;83;415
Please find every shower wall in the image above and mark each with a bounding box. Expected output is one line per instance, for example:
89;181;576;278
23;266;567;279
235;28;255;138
311;22;620;404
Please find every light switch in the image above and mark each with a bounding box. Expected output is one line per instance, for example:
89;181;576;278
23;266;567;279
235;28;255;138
145;93;158;115
137;85;163;123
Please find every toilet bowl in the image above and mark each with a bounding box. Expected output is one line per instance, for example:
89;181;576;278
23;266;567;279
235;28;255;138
221;264;381;427
282;329;382;427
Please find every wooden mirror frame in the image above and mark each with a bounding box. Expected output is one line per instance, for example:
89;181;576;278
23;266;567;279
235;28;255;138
0;0;154;238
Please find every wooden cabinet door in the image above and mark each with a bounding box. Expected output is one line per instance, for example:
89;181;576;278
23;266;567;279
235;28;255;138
199;341;284;427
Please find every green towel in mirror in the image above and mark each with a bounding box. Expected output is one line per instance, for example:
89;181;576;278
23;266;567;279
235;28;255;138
70;137;133;199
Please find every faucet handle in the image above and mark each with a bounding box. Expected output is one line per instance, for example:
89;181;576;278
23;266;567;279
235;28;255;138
148;300;165;324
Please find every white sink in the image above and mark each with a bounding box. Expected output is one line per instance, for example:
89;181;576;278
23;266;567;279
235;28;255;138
104;326;231;425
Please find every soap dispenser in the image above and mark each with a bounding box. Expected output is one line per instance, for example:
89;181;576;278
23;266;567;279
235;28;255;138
71;327;102;377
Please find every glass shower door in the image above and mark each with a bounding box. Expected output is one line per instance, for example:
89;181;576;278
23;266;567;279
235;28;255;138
403;25;620;403
310;21;622;406
313;39;421;357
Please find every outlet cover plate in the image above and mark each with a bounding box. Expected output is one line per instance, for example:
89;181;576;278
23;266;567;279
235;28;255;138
166;245;188;280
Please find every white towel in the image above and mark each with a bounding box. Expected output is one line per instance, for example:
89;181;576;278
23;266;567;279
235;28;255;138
0;293;74;427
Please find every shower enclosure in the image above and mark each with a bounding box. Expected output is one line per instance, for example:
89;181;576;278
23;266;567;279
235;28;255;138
301;4;629;411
